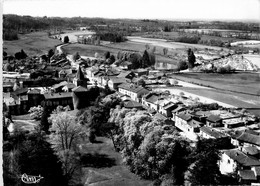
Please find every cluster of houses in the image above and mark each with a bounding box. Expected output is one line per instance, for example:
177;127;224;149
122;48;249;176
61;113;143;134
3;52;260;184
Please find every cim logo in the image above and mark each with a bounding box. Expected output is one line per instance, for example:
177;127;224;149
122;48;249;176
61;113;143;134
21;173;44;184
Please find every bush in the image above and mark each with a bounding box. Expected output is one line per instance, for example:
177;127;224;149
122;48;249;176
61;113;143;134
177;61;188;71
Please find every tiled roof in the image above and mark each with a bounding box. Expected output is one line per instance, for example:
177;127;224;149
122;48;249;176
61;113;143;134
118;83;149;94
206;114;222;123
43;92;72;99
235;132;260;147
146;94;159;104
163;102;176;110
243;146;259;156
238;170;257;180
12;87;28;95
200;126;227;139
52;81;68;89
172;106;186;113
72;86;88;92
109;77;127;84
177;113;192;121
124;100;143;108
224;149;260;167
154;113;168;120
27;88;41;94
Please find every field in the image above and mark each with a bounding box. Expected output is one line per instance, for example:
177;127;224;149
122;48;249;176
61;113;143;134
140;31;242;43
170;72;260;96
78;137;152;185
3;32;62;56
62;42;179;65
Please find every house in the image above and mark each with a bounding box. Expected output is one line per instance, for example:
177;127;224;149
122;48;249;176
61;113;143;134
175;113;201;134
133;69;148;77
219;148;260;175
159;101;177;118
142;93;160;111
118;83;149;103
206;114;223;127
107;77;127;90
210;110;243;128
223;117;245;129
42;92;73;109
231;131;260;150
200;126;227;139
171;105;186;121
238;170;258;184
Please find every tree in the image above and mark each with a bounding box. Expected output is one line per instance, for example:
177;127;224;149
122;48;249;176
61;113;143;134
3;130;65;186
137;78;146;87
109;55;115;63
142;50;151;68
187;48;196;69
48;49;55;59
104;51;110;59
186;138;224;185
28;105;44;120
177;60;188;71
63;36;69;43
163;48;168;56
48;111;82;184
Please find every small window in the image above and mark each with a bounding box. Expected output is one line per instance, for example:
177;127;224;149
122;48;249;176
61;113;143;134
227;159;230;164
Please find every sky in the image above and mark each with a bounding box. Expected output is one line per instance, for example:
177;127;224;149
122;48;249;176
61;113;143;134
2;0;260;21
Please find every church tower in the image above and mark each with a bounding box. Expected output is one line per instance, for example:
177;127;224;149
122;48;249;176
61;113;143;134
73;66;86;87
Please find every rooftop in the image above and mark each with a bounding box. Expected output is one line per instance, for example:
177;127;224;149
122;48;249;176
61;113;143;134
206;114;222;123
200;126;227;139
43;92;72;99
177;113;192;121
124;100;143;109
238;170;257;180
223;149;260;167
118;83;149;94
233;131;260;147
72;86;88;92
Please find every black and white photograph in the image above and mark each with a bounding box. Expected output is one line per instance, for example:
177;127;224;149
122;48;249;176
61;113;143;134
2;0;260;185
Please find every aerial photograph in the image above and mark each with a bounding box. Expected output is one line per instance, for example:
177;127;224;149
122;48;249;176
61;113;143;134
2;0;260;185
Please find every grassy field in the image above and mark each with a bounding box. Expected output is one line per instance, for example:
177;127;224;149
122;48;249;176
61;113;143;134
142;31;243;43
170;72;260;96
80;137;152;185
3;32;62;56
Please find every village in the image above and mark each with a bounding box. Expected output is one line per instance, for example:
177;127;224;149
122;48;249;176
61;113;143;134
3;31;260;184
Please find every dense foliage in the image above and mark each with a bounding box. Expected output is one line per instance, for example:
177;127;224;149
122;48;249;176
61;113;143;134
3;130;65;186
